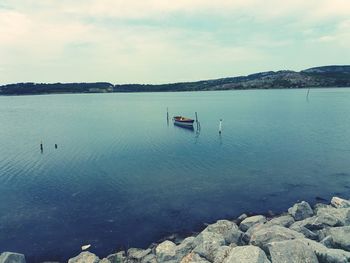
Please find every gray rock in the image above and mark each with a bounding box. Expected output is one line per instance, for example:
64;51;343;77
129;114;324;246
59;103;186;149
107;251;126;263
289;213;341;233
127;248;152;262
331;197;350;209
267;239;318;263
180;253;210;263
156;240;177;262
192;231;225;262
204;220;242;244
68;252;100;263
289;224;318;240
320;226;350;251
316;207;350;226
212;246;230;263
222;245;270;263
267;215;295;228
249;225;304;251
297;238;350;263
288;201;314;221
100;259;112;263
175;237;196;260
240;215;267;232
141;254;157;263
0;252;26;263
320;236;335;248
237;214;248;222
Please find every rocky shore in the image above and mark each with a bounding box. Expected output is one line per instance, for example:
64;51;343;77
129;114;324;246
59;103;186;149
1;196;350;263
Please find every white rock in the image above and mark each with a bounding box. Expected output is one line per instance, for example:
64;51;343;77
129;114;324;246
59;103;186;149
0;252;26;263
331;197;350;209
156;240;177;262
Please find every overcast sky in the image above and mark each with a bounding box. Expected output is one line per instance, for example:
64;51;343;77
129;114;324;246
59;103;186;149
1;0;349;84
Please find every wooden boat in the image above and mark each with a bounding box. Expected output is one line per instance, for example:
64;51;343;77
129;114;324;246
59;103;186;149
173;116;195;127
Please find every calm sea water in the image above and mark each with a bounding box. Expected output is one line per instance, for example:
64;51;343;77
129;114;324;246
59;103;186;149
1;88;350;262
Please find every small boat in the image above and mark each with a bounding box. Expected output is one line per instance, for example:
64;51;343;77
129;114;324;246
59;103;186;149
173;116;195;127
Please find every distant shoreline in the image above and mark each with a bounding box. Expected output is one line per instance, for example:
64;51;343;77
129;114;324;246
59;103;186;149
1;86;350;98
1;65;350;96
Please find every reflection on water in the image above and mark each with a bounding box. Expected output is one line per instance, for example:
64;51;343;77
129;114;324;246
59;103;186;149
0;88;350;262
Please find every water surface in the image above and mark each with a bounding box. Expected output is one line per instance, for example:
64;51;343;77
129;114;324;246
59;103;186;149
1;88;350;261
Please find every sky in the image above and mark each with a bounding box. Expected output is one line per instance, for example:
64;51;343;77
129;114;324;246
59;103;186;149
0;0;350;84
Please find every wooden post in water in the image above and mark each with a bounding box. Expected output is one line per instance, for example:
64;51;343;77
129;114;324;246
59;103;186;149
40;141;43;153
166;107;169;125
219;119;222;134
195;112;200;131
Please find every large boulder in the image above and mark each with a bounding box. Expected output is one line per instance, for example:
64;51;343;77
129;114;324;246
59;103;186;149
289;223;318;240
106;251;126;263
180;253;210;263
204;220;243;244
240;215;267;232
0;252;26;263
175;237;196;260
297;238;350;263
267;239;318;263
127;248;152;262
316;207;350;226
192;231;225;262
212;246;231;263
320;226;350;251
288;201;314;221
331;197;350;209
141;253;157;263
222;245;270;263
249;225;304;251
156;240;177;262
267;215;295;228
68;252;100;263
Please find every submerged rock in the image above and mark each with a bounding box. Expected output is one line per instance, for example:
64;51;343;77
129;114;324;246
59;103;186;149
288;201;314;221
239;215;267;232
267;239;318;263
331;197;350;209
0;252;26;263
222;245;270;263
68;252;100;263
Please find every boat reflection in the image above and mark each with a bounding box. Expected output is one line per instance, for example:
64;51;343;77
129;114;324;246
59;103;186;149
173;122;195;132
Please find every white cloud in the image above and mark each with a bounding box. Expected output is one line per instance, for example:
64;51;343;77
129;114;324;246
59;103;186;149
0;0;349;83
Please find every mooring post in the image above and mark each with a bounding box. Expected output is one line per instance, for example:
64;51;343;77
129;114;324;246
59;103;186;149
166;107;169;125
219;119;222;134
195;112;200;131
40;141;43;153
